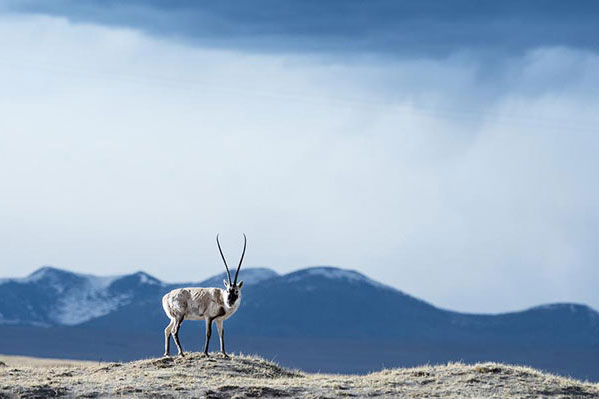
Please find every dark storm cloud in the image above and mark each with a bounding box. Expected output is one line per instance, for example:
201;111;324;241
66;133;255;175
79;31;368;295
8;0;599;56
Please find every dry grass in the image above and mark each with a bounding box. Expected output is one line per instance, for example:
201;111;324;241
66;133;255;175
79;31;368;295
0;354;101;369
1;352;598;398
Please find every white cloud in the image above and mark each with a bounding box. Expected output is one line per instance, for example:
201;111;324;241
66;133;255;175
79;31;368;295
0;13;597;313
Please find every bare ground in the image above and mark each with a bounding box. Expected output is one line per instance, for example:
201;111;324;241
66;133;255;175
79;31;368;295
1;352;598;398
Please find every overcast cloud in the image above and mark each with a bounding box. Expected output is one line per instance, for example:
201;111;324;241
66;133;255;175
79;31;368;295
0;7;597;314
6;0;599;57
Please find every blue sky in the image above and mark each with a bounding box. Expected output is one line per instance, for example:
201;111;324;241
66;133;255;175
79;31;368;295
0;1;598;313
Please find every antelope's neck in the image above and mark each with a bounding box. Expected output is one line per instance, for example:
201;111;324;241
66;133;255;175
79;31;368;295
222;289;241;312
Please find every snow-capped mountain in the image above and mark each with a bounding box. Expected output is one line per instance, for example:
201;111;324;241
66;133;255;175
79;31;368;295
3;265;599;338
0;266;276;327
284;266;389;289
0;267;156;326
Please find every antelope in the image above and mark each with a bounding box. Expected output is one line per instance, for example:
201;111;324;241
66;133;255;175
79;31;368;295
162;234;246;358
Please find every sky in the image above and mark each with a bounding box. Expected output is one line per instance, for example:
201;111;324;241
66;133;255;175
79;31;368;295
0;1;598;313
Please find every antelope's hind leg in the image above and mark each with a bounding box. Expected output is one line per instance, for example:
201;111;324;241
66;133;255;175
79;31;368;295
172;317;185;357
163;318;175;357
216;319;229;358
203;318;213;357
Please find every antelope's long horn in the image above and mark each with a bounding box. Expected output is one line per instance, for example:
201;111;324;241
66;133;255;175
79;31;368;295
233;234;247;285
216;234;232;284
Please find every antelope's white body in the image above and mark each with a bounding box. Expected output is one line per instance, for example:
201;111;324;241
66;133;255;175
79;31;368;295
162;287;241;322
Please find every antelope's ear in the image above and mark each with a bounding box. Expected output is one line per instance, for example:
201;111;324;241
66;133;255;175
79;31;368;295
223;279;229;288
238;281;243;288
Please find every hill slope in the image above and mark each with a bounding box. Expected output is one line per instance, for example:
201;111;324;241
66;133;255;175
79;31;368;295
1;354;598;399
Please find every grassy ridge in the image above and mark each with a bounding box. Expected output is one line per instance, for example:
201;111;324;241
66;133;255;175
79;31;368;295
1;353;598;398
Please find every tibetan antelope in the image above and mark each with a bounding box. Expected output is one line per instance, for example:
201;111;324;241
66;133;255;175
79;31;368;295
162;234;246;358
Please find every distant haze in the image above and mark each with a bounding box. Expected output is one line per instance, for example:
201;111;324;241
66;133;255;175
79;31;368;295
0;2;598;313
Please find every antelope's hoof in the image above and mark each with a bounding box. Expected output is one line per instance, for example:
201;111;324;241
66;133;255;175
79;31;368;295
178;352;185;358
162;353;171;358
202;352;210;358
221;353;230;359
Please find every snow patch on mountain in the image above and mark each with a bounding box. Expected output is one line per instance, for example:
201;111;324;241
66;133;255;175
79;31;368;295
134;271;163;286
286;267;391;290
52;272;165;324
55;292;131;325
0;267;60;285
196;267;279;287
1;267;119;290
304;267;369;281
532;303;599;317
24;267;59;283
0;267;145;326
51;274;132;325
87;275;120;290
239;268;279;284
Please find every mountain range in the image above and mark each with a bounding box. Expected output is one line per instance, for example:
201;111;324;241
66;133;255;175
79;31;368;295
1;266;598;381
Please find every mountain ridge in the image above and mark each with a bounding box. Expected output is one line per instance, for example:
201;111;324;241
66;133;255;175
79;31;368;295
1;265;597;327
0;265;280;327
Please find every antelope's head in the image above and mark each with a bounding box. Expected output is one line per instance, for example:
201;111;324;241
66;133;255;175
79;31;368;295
217;233;246;307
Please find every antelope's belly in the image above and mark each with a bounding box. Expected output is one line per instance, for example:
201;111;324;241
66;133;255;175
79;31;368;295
184;302;207;320
184;313;205;320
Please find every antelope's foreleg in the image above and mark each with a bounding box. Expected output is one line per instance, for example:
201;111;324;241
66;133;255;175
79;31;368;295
216;319;229;358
